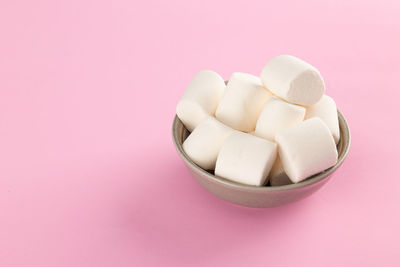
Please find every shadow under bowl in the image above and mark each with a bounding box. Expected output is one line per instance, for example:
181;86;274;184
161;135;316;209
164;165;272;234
172;111;350;208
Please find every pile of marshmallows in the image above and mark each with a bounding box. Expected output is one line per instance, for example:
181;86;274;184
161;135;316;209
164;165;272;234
176;55;339;186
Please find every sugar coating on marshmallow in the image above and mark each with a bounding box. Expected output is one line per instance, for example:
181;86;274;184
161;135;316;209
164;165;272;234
176;70;225;131
268;157;292;186
183;116;233;170
255;97;305;141
305;95;340;144
275;118;338;183
216;73;271;132
260;55;325;106
215;131;277;186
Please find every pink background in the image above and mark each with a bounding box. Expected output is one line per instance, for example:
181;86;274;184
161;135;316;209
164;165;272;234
0;0;399;266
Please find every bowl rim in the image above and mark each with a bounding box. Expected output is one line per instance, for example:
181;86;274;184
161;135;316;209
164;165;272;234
172;110;351;192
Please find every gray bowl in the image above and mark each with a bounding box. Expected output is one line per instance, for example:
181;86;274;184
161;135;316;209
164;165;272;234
172;111;350;208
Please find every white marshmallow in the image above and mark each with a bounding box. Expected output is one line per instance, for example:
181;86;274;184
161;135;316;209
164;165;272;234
260;55;325;106
275;118;338;183
255;97;306;141
215;131;277;186
183;116;233;170
305;95;340;144
176;70;226;131
268;157;292;186
216;73;271;132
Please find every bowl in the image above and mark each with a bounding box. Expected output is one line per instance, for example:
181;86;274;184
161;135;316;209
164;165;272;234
172;111;350;208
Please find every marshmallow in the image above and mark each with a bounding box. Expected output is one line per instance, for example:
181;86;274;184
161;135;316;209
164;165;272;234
183;116;233;170
275;118;338;183
255;97;306;141
305;95;340;144
268;157;292;186
215;131;277;186
176;70;226;131
260;55;325;106
216;73;271;132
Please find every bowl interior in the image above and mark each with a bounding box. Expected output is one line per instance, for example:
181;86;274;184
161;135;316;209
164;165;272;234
172;111;350;192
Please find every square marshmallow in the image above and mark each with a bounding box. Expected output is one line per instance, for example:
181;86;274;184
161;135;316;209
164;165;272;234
275;118;338;183
255;97;305;141
260;55;325;106
305;95;340;144
183;116;233;170
216;73;271;132
176;70;226;131
215;131;277;186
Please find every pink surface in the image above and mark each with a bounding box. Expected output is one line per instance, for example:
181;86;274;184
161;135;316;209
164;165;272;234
0;0;399;266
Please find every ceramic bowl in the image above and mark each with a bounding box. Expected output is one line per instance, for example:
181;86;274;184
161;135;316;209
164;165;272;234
172;111;350;208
